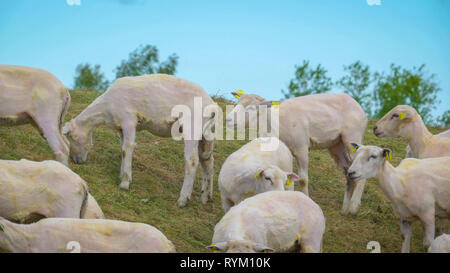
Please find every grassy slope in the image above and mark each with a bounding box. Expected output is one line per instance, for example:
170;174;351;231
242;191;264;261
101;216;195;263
0;90;446;253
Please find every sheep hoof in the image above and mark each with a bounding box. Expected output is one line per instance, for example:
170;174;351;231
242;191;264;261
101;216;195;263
177;197;188;207
201;194;209;204
119;181;130;190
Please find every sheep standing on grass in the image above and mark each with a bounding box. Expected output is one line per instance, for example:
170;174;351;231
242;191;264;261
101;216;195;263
225;91;368;215
0;65;71;165
428;234;450;253
207;191;325;253
218;137;298;212
62;74;218;207
0;217;175;253
347;144;450;253
0;159;104;223
374;105;450;158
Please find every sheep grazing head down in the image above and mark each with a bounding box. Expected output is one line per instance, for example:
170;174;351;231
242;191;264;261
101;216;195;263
254;165;299;193
62;121;93;164
225;90;266;128
206;240;274;253
373;105;416;138
347;144;392;181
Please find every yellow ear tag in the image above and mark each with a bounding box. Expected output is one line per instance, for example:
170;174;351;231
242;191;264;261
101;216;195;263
272;101;280;109
234;94;241;99
263;249;268;253
285;177;293;187
236;89;244;95
209;243;217;251
385;153;392;161
398;112;406;120
254;170;261;180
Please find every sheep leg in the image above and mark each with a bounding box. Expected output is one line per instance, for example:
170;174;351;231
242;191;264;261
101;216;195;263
30;113;69;166
294;147;309;196
119;123;136;190
340;133;367;215
400;219;412;253
177;140;200;207
420;212;436;249
199;139;214;204
328;142;356;215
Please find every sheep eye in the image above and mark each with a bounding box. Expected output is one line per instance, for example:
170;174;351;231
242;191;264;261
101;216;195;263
265;177;273;184
368;155;377;161
391;113;399;119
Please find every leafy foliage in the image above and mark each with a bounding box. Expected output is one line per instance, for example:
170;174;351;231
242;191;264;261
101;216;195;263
372;64;441;123
336;61;374;116
282;60;332;98
114;44;179;79
436;110;450;128
73;63;109;92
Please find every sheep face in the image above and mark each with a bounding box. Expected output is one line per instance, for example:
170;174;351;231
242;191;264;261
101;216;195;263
254;166;299;193
374;105;415;138
225;93;265;129
206;240;274;253
62;121;93;164
347;144;392;180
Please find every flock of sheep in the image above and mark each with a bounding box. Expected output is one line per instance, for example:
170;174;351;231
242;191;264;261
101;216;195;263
0;64;449;253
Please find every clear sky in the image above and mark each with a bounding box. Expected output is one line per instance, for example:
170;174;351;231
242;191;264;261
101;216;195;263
1;0;449;119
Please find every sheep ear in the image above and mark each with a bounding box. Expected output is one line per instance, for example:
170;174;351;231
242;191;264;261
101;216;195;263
253;243;275;253
206;242;227;251
254;168;264;180
383;148;392;161
398;109;413;121
232;90;244;99
287;173;299;182
62;122;72;135
350;143;360;153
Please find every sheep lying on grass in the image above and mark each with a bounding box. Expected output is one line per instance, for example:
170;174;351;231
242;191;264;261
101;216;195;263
218;137;298;212
374;105;450;158
347;144;450;253
207;191;325;253
0;65;71;165
428;234;450;253
62;74;218;207
0;217;175;253
0;159;104;223
225;91;368;215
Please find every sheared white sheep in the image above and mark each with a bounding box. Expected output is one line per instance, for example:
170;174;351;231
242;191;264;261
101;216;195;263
0;159;104;223
207;191;325;253
347;144;450;253
0;65;71;165
225;91;368;215
218;137;298;212
0;217;175;253
62;74;217;207
374;105;450;158
405;129;450;158
428;234;450;253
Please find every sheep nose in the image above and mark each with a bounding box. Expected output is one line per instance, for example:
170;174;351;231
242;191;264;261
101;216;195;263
347;171;356;179
373;126;378;132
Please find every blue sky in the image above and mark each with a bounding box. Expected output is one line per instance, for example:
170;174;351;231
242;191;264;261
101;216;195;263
1;0;449;120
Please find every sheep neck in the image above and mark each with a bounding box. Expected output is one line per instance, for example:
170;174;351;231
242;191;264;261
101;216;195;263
376;161;405;202
0;221;33;253
405;116;432;158
74;96;108;135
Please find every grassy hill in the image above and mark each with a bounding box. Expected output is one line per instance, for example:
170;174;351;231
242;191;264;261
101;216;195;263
0;89;446;253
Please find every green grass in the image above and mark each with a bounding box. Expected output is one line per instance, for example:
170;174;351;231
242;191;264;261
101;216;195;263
0;90;446;253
